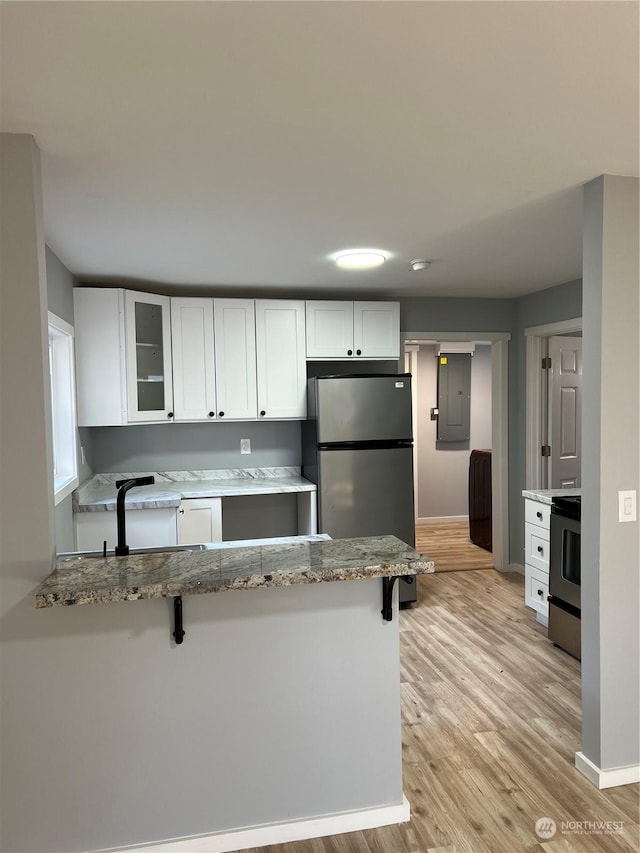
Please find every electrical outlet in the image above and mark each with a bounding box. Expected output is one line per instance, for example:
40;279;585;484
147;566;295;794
618;490;637;523
240;438;251;455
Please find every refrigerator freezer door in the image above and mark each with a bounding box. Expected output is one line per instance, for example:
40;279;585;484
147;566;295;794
317;446;415;546
315;375;412;444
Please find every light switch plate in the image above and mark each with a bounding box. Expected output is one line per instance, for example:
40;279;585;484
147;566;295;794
240;438;251;455
618;490;637;523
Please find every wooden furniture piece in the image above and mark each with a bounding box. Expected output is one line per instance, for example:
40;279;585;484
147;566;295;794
468;449;492;551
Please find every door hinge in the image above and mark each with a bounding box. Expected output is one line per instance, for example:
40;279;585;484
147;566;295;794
541;445;551;457
541;357;552;370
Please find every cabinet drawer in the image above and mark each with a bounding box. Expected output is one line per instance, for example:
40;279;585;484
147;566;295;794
525;523;550;571
525;499;550;530
525;565;549;615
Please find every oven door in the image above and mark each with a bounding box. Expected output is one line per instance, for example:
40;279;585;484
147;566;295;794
549;511;581;610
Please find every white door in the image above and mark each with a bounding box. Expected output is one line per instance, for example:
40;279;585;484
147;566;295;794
171;297;217;422
305;301;354;359
125;291;174;422
177;499;223;545
213;299;257;420
548;335;582;488
256;300;307;419
354;302;400;359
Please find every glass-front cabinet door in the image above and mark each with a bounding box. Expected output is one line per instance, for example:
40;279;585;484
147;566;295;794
125;291;174;422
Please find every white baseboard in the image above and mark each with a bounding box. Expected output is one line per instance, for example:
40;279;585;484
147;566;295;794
416;515;468;525
108;796;411;853
575;752;640;789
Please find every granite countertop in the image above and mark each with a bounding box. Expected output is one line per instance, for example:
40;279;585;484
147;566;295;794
522;488;582;505
36;535;435;608
74;467;317;512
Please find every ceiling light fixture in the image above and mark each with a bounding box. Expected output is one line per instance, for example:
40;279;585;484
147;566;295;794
410;259;432;272
334;250;387;270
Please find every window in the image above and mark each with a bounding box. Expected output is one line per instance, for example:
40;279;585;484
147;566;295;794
48;312;78;504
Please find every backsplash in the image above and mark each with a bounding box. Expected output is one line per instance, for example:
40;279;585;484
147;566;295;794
85;421;302;475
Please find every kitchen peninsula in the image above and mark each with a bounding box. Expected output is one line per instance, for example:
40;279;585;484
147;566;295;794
34;535;433;853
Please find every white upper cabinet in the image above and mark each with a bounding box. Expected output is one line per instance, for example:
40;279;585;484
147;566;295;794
305;301;354;359
75;290;400;426
125;291;174;422
255;300;307;420
305;301;400;360
74;288;127;426
171;297;217;422
214;298;257;420
354;302;400;360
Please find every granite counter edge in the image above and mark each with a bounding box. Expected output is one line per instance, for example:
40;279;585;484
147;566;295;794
36;559;435;608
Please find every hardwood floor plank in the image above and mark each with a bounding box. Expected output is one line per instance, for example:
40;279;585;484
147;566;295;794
415;521;494;572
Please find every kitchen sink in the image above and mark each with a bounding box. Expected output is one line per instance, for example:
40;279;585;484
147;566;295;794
57;543;208;561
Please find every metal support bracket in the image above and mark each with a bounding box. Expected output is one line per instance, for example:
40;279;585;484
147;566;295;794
381;577;399;622
173;596;185;644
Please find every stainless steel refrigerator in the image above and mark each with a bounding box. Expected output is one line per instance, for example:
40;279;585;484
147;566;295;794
302;373;417;604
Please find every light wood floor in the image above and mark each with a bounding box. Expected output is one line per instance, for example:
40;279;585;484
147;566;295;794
415;521;494;572
246;570;639;853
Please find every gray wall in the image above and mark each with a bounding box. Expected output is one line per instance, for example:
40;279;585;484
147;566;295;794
581;175;639;773
400;296;516;334
89;420;301;472
0;133;405;853
509;279;583;565
45;246;93;550
416;345;492;519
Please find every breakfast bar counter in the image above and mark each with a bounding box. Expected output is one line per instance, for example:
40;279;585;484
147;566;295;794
32;534;433;851
36;535;433;608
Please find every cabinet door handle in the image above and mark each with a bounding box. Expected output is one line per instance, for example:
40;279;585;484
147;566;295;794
536;511;542;519
347;349;353;356
179;508;184;515
260;410;266;417
208;411;215;418
537;545;544;553
218;411;224;417
356;349;362;356
167;412;174;419
537;588;543;596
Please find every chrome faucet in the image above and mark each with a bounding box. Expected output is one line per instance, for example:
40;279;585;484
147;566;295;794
114;476;155;556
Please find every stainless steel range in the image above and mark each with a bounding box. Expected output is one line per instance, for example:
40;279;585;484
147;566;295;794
548;495;581;659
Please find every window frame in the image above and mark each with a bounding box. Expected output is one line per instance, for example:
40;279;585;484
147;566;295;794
48;311;79;505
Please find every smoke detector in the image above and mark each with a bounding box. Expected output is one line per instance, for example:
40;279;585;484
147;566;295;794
409;259;431;272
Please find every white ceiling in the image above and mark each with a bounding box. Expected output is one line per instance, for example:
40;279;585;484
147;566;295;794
1;1;638;298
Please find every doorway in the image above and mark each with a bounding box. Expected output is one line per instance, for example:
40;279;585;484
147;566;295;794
401;331;510;572
525;318;583;490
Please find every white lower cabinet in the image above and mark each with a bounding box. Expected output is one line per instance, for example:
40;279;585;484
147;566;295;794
524;498;550;620
177;499;223;545
74;509;178;552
